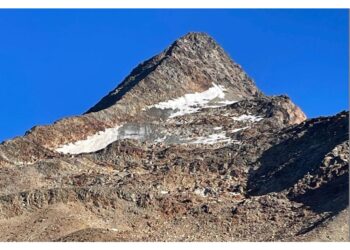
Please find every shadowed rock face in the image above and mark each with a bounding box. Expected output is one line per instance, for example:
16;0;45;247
248;112;348;196
0;32;348;242
247;112;349;214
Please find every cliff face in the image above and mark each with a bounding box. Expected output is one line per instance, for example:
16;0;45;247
0;32;347;242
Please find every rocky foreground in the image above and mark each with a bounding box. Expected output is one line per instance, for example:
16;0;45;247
0;32;348;241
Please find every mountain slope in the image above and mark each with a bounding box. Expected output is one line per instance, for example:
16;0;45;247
87;32;260;114
0;32;347;242
0;32;263;160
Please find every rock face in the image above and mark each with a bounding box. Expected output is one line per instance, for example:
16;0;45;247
0;32;348;242
87;32;260;114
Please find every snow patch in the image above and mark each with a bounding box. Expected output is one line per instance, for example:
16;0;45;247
154;136;167;143
232;115;263;122
56;126;122;154
194;188;207;197
207;99;237;108
190;132;232;145
148;83;236;118
231;126;250;133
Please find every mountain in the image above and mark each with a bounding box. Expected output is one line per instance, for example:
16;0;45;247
0;32;348;242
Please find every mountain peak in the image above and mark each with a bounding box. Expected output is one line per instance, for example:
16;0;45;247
163;32;222;59
87;32;261;114
0;30;347;242
180;31;211;39
169;32;215;49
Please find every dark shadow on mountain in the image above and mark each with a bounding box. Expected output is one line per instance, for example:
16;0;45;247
247;112;349;214
294;174;348;235
295;213;334;236
294;174;348;214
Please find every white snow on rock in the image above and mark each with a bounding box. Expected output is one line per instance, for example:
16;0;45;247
231;126;250;133
190;132;233;145
232;114;263;122
213;126;222;130
56;126;122;154
154;136;167;143
207;99;237;108
194;188;207;197
148;83;236;118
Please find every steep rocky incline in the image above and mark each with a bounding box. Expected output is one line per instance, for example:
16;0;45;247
0;111;347;241
1;32;262;159
0;32;347;241
87;32;261;114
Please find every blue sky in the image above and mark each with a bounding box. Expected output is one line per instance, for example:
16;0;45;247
0;9;348;141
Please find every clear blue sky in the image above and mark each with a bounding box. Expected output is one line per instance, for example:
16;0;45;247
0;9;348;141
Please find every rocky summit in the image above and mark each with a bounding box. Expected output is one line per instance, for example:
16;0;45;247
0;32;348;242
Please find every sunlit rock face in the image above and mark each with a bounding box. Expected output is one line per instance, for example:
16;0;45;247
0;32;347;242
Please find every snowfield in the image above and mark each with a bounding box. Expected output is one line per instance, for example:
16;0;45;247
148;83;236;118
56;126;122;154
55;84;252;154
